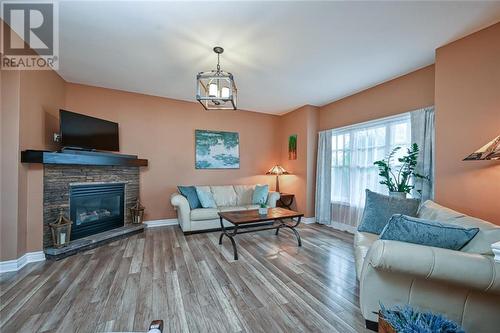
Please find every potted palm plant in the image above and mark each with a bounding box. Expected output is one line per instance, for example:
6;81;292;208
374;143;428;198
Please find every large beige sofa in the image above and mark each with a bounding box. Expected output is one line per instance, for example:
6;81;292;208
355;200;500;332
170;185;280;233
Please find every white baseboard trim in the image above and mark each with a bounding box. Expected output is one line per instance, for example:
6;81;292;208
144;218;179;228
291;216;315;224
0;251;46;274
301;217;316;224
327;221;356;234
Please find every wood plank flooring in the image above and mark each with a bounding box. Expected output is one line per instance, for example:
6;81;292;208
0;223;369;333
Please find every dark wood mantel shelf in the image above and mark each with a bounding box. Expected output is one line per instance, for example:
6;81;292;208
21;150;148;167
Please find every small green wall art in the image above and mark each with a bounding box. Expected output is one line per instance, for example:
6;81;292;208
195;130;240;169
288;134;297;160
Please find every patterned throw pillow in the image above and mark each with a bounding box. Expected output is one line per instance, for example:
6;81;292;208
252;184;269;205
177;186;201;210
195;187;217;208
380;214;479;251
357;189;420;234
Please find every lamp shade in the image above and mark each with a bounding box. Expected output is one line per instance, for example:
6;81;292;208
463;135;500;160
266;165;289;175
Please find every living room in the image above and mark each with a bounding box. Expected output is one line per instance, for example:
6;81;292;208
1;1;499;333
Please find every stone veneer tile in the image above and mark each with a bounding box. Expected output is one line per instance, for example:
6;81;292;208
43;165;139;248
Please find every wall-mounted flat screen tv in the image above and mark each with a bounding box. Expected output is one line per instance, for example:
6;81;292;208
60;110;119;151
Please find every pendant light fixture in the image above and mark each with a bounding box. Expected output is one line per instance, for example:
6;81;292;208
196;46;237;110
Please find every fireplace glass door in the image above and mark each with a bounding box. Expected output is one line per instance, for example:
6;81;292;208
70;183;125;240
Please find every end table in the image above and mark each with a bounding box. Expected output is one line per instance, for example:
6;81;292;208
277;193;295;209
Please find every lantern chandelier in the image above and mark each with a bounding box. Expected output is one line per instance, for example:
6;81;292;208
196;46;237;110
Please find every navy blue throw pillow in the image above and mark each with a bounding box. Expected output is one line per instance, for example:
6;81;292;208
178;186;202;209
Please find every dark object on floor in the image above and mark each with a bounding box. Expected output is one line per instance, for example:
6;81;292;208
148;320;163;332
365;319;378;331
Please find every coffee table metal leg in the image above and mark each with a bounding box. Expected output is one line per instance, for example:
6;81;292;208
291;216;302;246
219;217;239;260
275;217;302;247
228;235;238;260
288;225;302;247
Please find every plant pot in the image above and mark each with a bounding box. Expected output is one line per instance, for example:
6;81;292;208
389;191;407;199
378;316;396;333
258;207;268;215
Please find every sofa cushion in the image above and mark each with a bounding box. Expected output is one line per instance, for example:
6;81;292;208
218;206;247;212
252;184;269;204
357;189;420;234
354;231;378;279
190;208;219;221
195;186;217;208
380;214;479;251
418;200;500;254
234;185;255;205
211;186;238;207
244;204;260;210
177;186;201;209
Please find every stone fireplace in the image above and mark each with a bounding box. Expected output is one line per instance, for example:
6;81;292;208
43;165;139;249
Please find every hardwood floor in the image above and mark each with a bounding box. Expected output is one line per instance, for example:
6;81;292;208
0;223;369;333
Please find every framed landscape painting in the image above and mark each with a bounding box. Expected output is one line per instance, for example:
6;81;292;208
195;130;240;169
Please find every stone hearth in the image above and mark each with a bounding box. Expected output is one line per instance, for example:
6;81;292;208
43;165;139;249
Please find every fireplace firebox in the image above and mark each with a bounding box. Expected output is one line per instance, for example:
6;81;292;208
70;183;125;240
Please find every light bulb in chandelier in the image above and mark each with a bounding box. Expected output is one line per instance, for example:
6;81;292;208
221;87;230;99
208;83;218;97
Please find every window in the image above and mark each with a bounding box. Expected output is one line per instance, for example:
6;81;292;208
330;113;411;226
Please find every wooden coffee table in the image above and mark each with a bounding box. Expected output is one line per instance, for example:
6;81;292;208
218;207;304;260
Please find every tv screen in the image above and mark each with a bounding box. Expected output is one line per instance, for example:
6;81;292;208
60;110;119;151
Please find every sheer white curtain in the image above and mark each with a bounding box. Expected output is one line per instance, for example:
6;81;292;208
315;130;333;224
411;106;435;201
329;114;411;230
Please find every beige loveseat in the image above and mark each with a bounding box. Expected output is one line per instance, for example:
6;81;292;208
356;200;500;333
170;185;280;233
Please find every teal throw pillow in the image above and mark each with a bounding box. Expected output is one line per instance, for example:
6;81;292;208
178;186;201;209
380;214;479;251
252;184;269;205
357;189;420;234
195;187;217;208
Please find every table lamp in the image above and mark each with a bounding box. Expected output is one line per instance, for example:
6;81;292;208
266;165;289;193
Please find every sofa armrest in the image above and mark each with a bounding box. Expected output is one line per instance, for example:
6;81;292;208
366;239;500;294
170;193;191;231
267;191;280;208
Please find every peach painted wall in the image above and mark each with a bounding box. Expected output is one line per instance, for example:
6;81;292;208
435;23;500;224
278;105;319;217
1;70;21;261
0;69;66;261
319;65;435;130
19;70;66;255
64;83;280;221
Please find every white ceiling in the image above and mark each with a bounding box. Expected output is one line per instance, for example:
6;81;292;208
54;1;500;114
